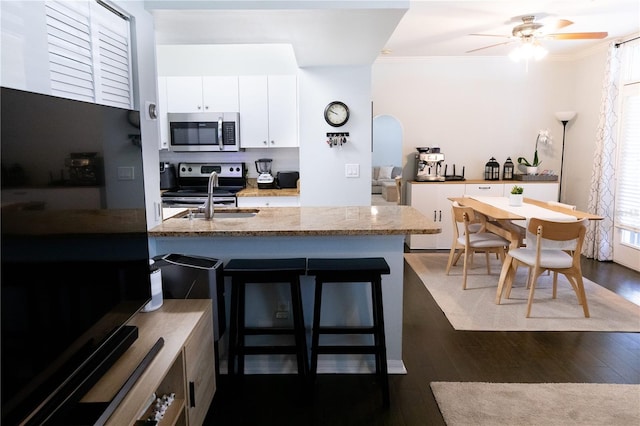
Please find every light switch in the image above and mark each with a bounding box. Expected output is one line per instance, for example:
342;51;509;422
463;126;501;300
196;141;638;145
345;164;359;178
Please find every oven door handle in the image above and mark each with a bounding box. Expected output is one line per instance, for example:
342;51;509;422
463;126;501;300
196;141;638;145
218;116;223;151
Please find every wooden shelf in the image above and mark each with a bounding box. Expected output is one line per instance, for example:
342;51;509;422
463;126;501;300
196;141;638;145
81;299;215;425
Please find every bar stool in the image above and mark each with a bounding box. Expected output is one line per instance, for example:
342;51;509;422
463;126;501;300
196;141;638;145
307;257;391;407
225;258;308;379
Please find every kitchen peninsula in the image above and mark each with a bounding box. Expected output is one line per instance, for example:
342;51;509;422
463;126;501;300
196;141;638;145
149;205;439;375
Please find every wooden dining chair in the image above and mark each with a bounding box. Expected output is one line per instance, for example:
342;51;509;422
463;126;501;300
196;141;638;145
495;218;589;318
446;204;510;290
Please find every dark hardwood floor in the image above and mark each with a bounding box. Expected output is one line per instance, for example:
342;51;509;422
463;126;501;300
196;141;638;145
205;253;640;425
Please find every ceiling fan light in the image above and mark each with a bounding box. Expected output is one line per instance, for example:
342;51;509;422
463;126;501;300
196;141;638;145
509;42;548;62
508;47;522;62
533;44;548;60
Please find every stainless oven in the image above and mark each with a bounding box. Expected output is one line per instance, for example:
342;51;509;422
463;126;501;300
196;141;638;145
161;162;246;208
168;112;240;152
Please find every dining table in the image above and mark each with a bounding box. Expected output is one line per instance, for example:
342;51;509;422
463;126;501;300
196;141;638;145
448;196;603;249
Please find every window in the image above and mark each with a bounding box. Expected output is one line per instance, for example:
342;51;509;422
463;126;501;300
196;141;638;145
614;41;640;249
45;0;132;108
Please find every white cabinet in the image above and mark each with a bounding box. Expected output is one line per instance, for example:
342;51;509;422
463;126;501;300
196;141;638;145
239;75;298;148
506;182;558;201
166;76;239;113
406;181;560;250
237;196;300;207
464;183;504;196
406;182;465;249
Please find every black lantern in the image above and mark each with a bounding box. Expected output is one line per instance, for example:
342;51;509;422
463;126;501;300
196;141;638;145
484;157;500;180
503;157;515;180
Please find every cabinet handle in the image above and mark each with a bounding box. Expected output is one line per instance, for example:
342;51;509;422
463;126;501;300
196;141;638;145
189;381;196;407
270;140;275;145
433;210;436;221
197;105;202;110
263;140;268;145
439;210;442;222
478;186;490;190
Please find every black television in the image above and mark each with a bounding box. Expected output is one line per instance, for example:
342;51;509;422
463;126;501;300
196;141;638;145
1;87;152;425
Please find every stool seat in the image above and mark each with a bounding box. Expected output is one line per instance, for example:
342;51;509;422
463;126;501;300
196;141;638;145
307;257;390;407
225;258;308;379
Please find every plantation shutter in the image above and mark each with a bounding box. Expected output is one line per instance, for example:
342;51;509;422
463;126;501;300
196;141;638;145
614;40;640;233
614;82;640;232
45;0;132;108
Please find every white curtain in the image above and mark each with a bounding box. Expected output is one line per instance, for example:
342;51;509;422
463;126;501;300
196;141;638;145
583;43;620;260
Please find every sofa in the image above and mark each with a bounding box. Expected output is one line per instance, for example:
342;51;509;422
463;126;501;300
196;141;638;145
372;166;402;195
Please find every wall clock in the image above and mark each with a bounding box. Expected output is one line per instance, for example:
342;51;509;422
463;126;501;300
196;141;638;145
324;101;350;127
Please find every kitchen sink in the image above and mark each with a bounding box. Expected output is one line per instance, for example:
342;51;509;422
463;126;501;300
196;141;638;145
181;209;259;219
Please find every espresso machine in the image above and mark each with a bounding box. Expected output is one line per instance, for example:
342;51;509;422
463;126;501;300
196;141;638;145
415;147;445;181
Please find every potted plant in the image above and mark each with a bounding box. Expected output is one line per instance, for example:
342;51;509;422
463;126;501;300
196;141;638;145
509;185;524;206
517;129;551;174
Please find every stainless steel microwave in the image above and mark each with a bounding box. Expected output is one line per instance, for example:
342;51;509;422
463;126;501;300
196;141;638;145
168;112;240;152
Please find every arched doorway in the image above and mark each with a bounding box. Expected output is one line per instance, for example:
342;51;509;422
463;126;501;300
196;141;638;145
372;115;403;204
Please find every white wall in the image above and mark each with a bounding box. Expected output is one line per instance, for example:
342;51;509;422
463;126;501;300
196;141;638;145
298;66;373;206
568;46;609;211
117;0;163;228
372;56;600;207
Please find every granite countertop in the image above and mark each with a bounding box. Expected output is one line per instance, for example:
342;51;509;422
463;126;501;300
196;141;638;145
236;187;299;197
237;178;300;197
150;205;440;237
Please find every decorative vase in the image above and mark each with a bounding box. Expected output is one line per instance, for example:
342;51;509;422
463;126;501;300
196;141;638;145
526;166;538;175
509;194;523;206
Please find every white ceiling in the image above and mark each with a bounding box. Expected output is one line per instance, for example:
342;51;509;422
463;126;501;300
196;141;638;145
147;0;640;66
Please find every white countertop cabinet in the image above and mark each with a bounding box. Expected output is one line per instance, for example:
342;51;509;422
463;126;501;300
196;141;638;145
407;181;559;249
406;182;465;249
505;182;559;201
237;195;300;207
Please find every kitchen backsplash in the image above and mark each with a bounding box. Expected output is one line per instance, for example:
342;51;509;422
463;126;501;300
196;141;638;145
159;148;300;179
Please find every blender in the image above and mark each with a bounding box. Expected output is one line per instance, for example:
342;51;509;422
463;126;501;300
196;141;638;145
255;158;275;189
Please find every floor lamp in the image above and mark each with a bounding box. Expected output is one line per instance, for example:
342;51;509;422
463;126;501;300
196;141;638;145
555;111;577;202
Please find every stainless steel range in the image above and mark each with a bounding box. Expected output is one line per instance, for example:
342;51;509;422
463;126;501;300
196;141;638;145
161;162;246;208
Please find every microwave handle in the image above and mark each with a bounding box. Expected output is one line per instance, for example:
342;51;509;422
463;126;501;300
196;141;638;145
218;116;223;150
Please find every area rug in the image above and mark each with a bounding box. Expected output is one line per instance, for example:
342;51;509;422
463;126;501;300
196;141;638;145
430;382;640;426
404;253;640;331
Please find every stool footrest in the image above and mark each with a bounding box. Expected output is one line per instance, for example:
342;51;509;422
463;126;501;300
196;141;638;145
242;346;300;355
313;345;379;355
314;326;376;334
243;327;297;336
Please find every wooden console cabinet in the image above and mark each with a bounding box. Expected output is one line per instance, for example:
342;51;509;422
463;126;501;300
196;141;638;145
81;300;215;425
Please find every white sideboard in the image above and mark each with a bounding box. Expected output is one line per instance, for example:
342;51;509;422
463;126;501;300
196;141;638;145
407;181;559;249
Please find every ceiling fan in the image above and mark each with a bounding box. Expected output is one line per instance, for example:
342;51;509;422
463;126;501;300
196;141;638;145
466;15;608;54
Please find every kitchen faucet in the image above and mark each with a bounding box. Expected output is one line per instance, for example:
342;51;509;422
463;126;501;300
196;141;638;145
204;171;218;220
